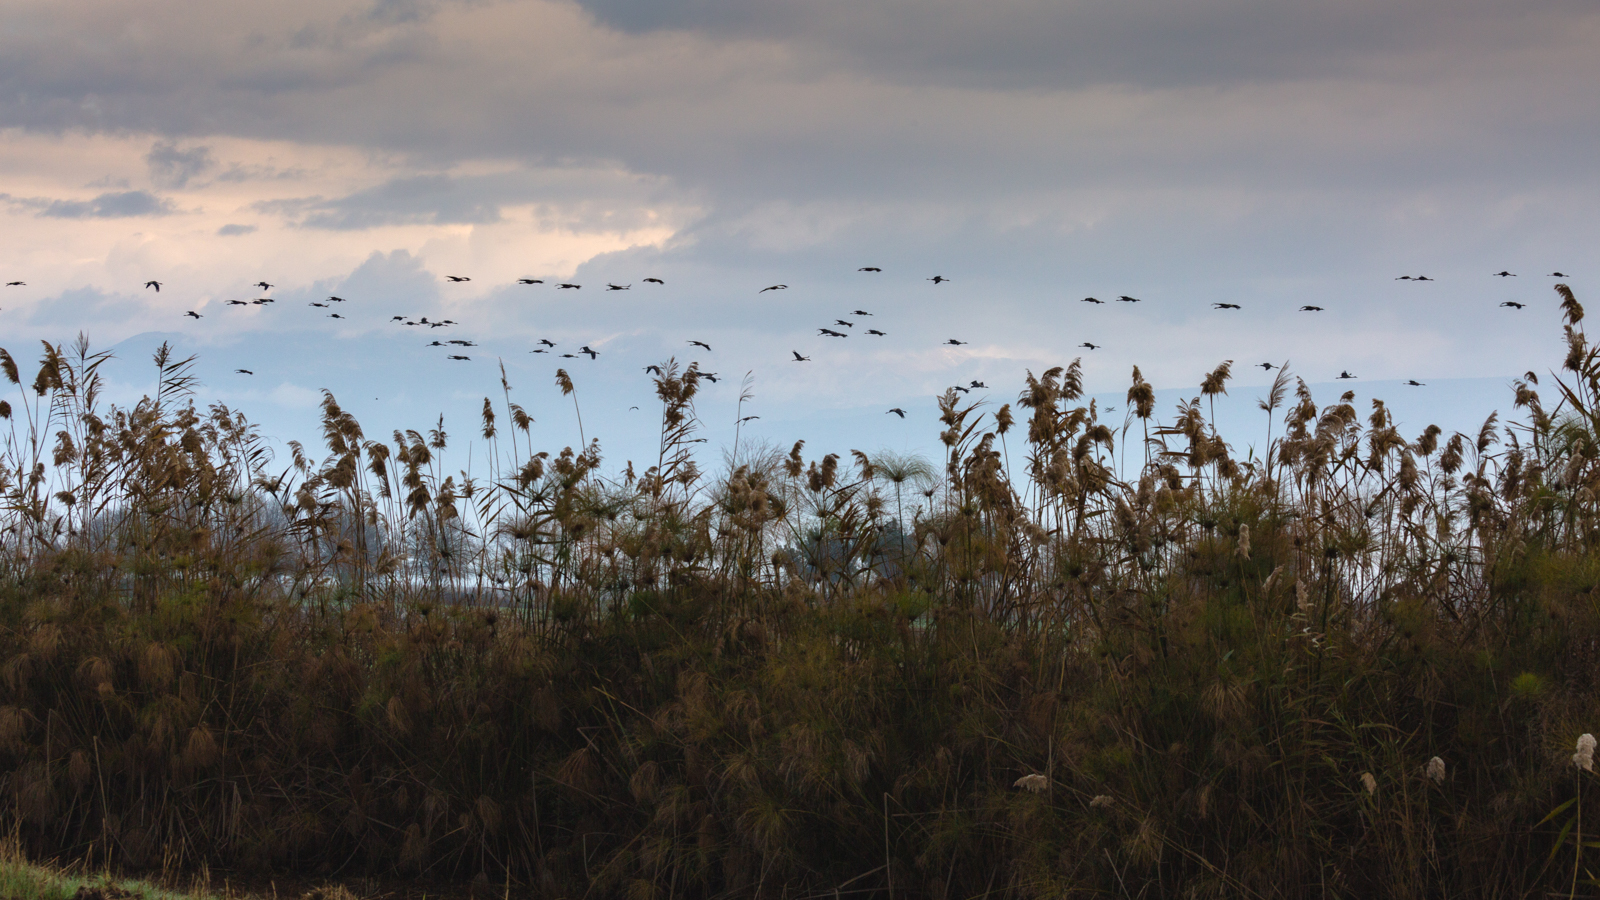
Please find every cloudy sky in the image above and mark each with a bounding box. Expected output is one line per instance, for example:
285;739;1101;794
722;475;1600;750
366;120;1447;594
1;0;1596;470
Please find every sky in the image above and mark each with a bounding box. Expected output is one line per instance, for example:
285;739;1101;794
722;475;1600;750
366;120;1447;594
0;0;1596;474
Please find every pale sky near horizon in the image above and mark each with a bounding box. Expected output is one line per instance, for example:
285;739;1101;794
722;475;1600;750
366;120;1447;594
0;0;1595;470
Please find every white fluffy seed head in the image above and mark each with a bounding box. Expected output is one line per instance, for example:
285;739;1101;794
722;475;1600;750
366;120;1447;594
1089;794;1114;808
1425;757;1446;784
1013;773;1047;794
1360;772;1377;795
1575;734;1596;772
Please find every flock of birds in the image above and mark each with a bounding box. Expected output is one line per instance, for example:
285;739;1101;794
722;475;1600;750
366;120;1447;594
0;267;1578;421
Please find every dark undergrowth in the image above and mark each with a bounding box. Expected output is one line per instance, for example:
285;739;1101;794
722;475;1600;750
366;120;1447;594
4;286;1600;898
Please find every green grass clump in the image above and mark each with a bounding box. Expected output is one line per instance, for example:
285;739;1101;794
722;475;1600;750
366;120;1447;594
2;288;1600;897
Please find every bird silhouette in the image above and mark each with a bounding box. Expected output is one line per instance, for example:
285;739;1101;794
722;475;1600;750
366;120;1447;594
1493;271;1516;277
1117;295;1140;303
254;282;273;290
251;299;270;306
530;349;548;354
1501;301;1526;309
518;278;544;285
1258;362;1277;370
606;283;630;291
558;283;581;289
327;296;346;302
688;340;712;351
951;386;970;394
1415;276;1433;281
970;380;988;389
235;369;253;374
1082;297;1104;304
579;346;599;359
1213;303;1241;310
448;340;477;347
834;319;854;328
145;281;162;291
561;353;578;358
760;284;788;293
644;365;664;375
858;267;881;272
819;328;848;338
1336;371;1357;379
792;351;811;361
429;341;445;347
1405;380;1425;386
5;281;23;287
448;355;470;360
739;415;760;423
310;302;328;308
184;311;202;319
944;339;967;346
392;316;406;321
887;408;906;418
852;309;872;316
1080;342;1100;350
226;300;248;306
1396;275;1412;280
1300;305;1324;312
643;277;665;284
702;373;720;383
329;313;343;319
1551;272;1569;277
446;276;471;282
928;276;950;284
866;329;886;336
255;298;275;304
538;339;556;347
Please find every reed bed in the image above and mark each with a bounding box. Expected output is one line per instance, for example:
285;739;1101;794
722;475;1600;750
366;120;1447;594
2;287;1600;897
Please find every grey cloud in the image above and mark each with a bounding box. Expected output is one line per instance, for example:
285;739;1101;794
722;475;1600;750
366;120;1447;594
297;174;501;230
217;223;258;235
16;190;176;219
146;140;215;188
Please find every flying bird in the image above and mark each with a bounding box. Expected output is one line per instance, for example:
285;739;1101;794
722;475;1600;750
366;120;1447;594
1500;301;1525;309
1415;276;1433;281
887;408;906;418
644;365;663;375
446;276;471;282
392;316;406;321
145;281;162;291
235;369;253;375
558;283;581;289
310;302;328;308
538;339;556;347
760;284;788;293
1082;297;1103;304
1336;371;1357;380
254;282;273;290
702;373;720;383
448;355;470;360
1300;305;1324;312
852;310;872;316
858;267;881;272
518;278;544;285
945;339;968;346
928;276;950;284
5;281;23;287
1257;363;1277;370
1213;303;1241;310
643;277;665;284
579;345;599;359
1080;342;1100;350
739;415;760;423
834;319;854;328
1405;380;1425;386
866;329;886;336
530;349;548;354
688;340;712;351
561;354;578;359
1551;272;1569;277
1493;271;1516;277
226;300;248;306
606;283;630;291
448;340;477;346
1117;295;1140;303
819;328;848;338
329;313;343;319
184;311;202;319
327;296;346;302
951;386;970;394
792;351;811;361
429;341;445;347
254;298;275;304
970;381;988;389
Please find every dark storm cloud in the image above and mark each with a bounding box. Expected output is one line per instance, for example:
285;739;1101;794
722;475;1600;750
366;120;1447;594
0;190;175;219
